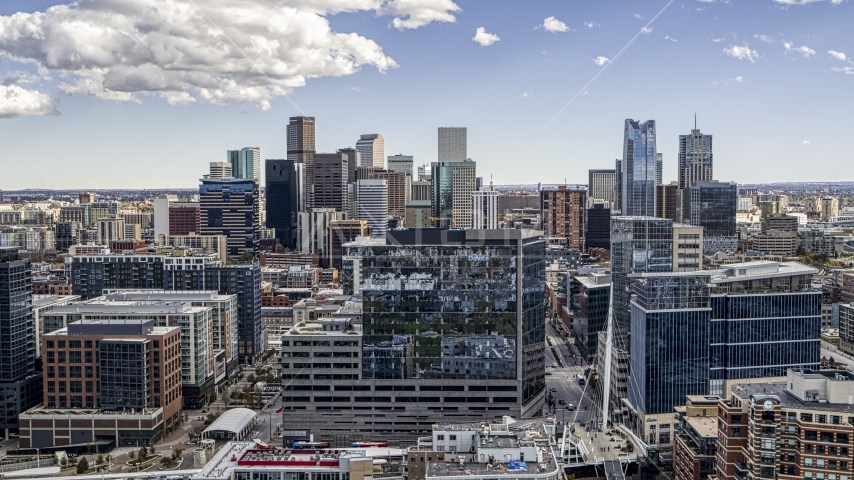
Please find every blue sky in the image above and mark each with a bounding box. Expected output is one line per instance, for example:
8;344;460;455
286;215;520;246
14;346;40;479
0;0;851;189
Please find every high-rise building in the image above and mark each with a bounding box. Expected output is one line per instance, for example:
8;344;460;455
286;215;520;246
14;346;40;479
678;126;713;189
656;182;682;223
0;248;42;430
297;208;341;260
356;134;384;168
588;169;616;210
655;153;663;186
54;222;75;251
337;148;358;184
736;196;753;212
417;164;432;182
672;224;704;272
586;204;611;250
540;186;587;250
288;116;316;206
438;127;467;162
199;177;260;258
227;147;261;182
356;168;407;222
209;162;232;178
822;196;840;221
411;180;432;202
387;154;414;176
312;153;350;213
431;160;477;229
278;229;545;445
620;119;657;217
683;180;738;253
266;159;300;250
626;262;819;439
356;179;389;238
78;192;95;204
153;194;176;241
614;159;623;214
168;202;201;236
471;187;500;229
327;220;371;270
96;215;125;244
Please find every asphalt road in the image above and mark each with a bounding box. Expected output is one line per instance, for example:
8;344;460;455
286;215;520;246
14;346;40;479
544;320;602;430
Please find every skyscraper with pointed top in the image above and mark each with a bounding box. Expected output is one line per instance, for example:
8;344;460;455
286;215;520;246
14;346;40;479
678;116;713;189
620;119;657;217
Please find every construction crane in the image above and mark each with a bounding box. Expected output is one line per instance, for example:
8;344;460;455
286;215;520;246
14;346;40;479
428;216;456;228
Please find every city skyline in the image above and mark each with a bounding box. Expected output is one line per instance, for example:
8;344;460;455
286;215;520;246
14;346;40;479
0;0;852;189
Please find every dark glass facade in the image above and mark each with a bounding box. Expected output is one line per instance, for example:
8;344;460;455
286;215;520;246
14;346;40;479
610;216;673;343
621;119;657;217
683;180;738;253
266;159;299;249
349;229;545;406
630;271;821;415
586;204;611;250
199;178;260;257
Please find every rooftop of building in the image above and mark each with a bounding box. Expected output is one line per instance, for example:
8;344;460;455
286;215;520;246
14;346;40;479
570;272;611;288
685;417;717;438
33;294;80;308
282;319;362;337
47;320;180;337
732;378;854;413
22;406;162;417
47;298;209;315
103;290;232;301
685;395;721;406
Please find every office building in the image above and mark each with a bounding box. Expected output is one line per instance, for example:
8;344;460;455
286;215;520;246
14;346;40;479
656;182;682;223
0;248;42;431
356;134;384;168
96;215;125;244
431;160;477;229
438;127;467;162
655;153;663;186
626;262;820;441
312;153;350;213
672;224;704;272
568;270;611;361
588;169;616;210
69;254;261;363
54;222;75;251
227;147;261;182
20;319;182;449
754;213;799;256
714;370;854;480
153;194;176;240
337;148;358;184
405;200;432;228
672;396;719;480
823;197;840;221
169;202;201;236
540;186;586;249
287;116;316;205
417;163;432;182
266;159;301;250
356;180;389;239
621;119;657;217
327;220;371;271
123;223;141;241
683;180;738;253
356;168;407;222
297;208;342;262
387;154;414;176
158;233;228;263
411;180;432;202
678;126;713;189
586;204;611;250
471;187;500;230
209;162;232;178
78;192;95;204
614;159;623;214
200;177;260;258
279;229;545;446
737;196;754;212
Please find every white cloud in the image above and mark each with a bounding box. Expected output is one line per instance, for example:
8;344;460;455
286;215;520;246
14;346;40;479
0;84;58;118
350;86;362;92
634;13;645;19
832;66;854;74
542;16;569;33
735;76;744;82
784;41;816;58
641;27;654;34
832;0;843;4
774;0;823;4
593;56;610;66
584;21;600;29
472;27;500;46
724;45;760;62
754;34;776;44
381;0;462;30
711;38;725;43
803;140;811;144
521;92;532;98
828;50;848;61
664;35;677;42
0;0;466;112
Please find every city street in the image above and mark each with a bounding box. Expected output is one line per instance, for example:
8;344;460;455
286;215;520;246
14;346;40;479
544;319;601;430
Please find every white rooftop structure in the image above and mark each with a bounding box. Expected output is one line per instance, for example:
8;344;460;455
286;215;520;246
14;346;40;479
201;408;258;441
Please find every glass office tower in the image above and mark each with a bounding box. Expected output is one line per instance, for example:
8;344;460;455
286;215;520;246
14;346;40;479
610;216;674;343
683;180;738;253
621;119;657;217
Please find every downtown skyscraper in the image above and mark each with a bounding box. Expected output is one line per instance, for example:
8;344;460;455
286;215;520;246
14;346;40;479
266;159;301;250
226;147;261;182
288;116;315;205
678;124;713;189
356;134;384;168
438;127;467;161
620;119;657;217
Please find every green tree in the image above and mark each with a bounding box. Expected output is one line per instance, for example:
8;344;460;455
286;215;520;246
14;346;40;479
140;447;147;460
60;457;67;469
96;455;104;466
247;373;256;385
237;252;255;262
128;450;135;461
76;457;89;474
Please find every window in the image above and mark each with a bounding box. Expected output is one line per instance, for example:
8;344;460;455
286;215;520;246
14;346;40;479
85;381;93;393
58;351;66;363
57;340;65;348
47;381;55;393
70;381;82;393
437;435;444;440
802;413;815;422
70;366;82;378
58;381;67;393
85;351;92;363
69;340;81;348
85;366;93;378
47;352;54;363
807;459;815;467
818;415;828;424
85;340;92;348
47;366;55;378
58;366;66;378
47;341;54;348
